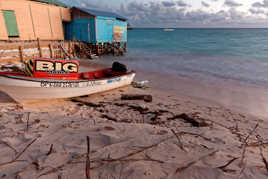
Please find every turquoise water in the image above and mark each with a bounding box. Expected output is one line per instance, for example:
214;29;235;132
123;28;268;86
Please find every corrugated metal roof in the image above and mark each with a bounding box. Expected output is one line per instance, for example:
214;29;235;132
30;0;68;7
77;7;127;21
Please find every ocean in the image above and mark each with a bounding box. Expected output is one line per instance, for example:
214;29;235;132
123;28;268;87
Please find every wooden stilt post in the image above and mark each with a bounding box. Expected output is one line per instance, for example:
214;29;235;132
68;41;72;57
49;44;54;58
37;38;42;57
19;46;24;62
97;44;101;56
123;42;127;52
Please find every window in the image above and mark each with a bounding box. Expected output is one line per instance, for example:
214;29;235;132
2;10;19;37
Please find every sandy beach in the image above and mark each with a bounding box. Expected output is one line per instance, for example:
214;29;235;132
0;60;268;179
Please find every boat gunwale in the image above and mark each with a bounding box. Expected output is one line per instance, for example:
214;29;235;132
0;70;136;83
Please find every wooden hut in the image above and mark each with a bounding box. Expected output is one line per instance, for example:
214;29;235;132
0;0;71;41
65;7;127;44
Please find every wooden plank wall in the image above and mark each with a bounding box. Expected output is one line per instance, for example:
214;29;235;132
0;39;77;64
0;0;71;41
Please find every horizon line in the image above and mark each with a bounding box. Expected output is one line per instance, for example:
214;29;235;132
130;27;268;29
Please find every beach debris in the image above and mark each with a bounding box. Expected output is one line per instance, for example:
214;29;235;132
0;140;18;154
256;134;268;172
26;112;30;131
0;138;38;167
121;94;153;102
217;157;239;173
46;144;54;156
86;136;91;179
166;149;219;178
101;114;118;122
168;113;209;127
131;81;150;89
150;111;162;122
104;126;116;131
238;123;259;177
71;98;101;107
170;129;186;152
0;63;25;72
136;80;149;85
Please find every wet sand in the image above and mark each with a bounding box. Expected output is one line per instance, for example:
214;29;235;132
0;60;268;178
135;70;268;119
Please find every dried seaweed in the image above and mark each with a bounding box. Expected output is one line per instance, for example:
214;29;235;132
168;113;209;127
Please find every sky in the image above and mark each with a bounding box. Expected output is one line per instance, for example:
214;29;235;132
61;0;268;28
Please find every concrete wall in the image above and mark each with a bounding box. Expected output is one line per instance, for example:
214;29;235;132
0;0;71;41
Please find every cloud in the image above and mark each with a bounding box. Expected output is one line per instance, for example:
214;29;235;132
177;0;189;7
249;8;265;15
60;0;268;28
117;1;268;28
224;0;243;7
202;1;210;7
252;0;268;8
162;1;176;7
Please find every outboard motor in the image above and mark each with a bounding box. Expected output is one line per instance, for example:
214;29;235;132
112;62;127;72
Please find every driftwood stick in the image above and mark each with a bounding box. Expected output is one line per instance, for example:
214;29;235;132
71;98;101;108
166;149;219;179
14;138;37;161
47;144;54;156
256;135;268;172
178;131;213;142
238;124;259;178
243;124;259;145
247;141;268;147
168;113;209;127
26;112;30;131
218;157;239;172
86;136;91;179
121;94;152;102
170;129;186;152
101;114;117;122
239;124;259;166
0;140;18;154
0;138;37;167
91;155;164;164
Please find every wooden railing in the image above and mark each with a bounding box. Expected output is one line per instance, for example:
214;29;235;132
0;39;76;64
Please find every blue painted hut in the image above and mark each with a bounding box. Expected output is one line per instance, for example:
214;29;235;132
65;7;127;44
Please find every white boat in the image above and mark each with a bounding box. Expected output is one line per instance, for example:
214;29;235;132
163;28;175;32
0;59;135;102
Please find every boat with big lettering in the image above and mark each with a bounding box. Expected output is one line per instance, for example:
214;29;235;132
0;58;135;102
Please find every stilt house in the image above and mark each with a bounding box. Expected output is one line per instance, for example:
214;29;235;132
65;7;127;44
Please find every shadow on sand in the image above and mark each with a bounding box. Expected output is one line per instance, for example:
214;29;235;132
0;90;17;103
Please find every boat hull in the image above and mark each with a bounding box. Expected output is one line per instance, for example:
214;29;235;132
0;73;135;102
